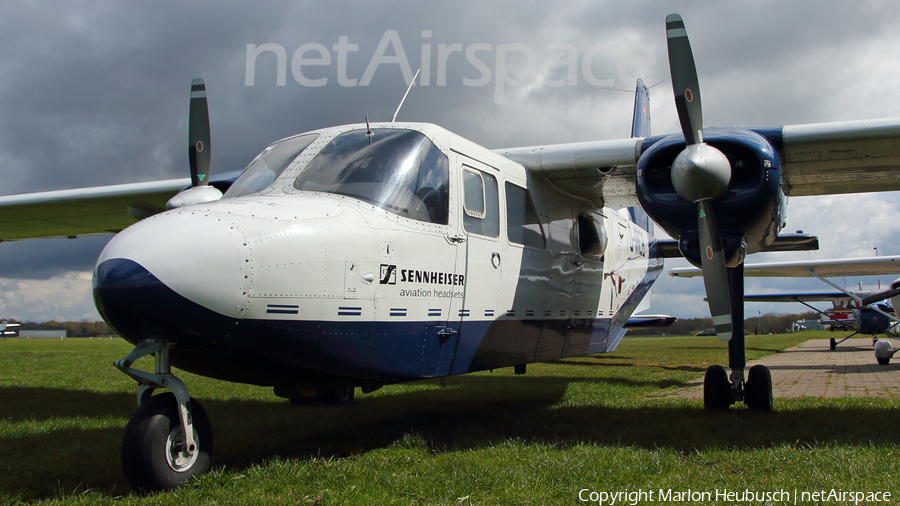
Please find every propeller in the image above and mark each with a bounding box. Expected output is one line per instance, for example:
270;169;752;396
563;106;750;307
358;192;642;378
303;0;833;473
666;14;734;341
166;78;223;209
188;78;212;187
861;287;900;306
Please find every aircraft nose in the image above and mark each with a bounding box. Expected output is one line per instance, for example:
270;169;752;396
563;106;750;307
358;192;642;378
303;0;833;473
93;209;249;342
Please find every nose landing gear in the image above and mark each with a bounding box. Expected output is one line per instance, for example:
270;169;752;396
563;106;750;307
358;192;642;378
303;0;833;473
115;340;213;491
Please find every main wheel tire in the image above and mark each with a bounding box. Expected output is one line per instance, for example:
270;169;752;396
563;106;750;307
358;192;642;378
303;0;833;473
288;387;355;406
744;364;773;412
703;365;731;411
830;338;836;351
121;392;213;492
877;356;891;365
322;387;355;406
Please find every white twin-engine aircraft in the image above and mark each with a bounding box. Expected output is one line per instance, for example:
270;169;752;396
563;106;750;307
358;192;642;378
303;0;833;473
4;14;900;491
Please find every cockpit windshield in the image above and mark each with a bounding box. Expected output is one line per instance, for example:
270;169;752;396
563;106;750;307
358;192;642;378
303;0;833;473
223;133;319;199
293;129;449;224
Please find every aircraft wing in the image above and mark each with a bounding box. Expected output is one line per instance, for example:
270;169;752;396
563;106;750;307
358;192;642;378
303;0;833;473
0;179;190;241
493;138;642;209
494;117;900;208
669;255;900;278
778;118;900;196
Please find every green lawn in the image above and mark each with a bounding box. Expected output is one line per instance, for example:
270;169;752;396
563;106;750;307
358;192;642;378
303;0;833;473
1;332;898;505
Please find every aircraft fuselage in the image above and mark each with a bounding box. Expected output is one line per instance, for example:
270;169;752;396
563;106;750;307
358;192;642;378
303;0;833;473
93;123;662;389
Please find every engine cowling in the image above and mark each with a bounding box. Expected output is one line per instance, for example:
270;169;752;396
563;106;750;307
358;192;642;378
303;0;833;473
856;305;891;334
636;128;785;268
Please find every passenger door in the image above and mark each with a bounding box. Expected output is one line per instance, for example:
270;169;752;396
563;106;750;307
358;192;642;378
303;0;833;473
449;155;503;369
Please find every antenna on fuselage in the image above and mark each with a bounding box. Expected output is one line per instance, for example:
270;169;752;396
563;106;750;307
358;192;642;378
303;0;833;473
365;115;372;145
391;68;420;122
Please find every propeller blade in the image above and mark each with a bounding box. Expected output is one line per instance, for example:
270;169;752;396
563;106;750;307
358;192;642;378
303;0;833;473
188;78;211;187
698;200;733;341
666;13;703;146
862;287;900;306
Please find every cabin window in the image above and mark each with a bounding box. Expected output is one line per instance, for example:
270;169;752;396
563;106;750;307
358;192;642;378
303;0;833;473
505;182;545;248
293;129;449;224
462;166;499;237
577;213;607;259
224;133;319;198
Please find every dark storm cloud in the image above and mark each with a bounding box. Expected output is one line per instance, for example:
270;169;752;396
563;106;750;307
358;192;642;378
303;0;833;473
0;0;670;197
0;235;109;279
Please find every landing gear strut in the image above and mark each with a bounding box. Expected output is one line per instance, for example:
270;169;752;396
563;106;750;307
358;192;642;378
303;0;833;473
115;340;213;491
702;264;773;412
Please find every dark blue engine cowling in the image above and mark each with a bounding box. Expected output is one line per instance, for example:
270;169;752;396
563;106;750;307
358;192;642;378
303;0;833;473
855;305;891;335
635;128;786;267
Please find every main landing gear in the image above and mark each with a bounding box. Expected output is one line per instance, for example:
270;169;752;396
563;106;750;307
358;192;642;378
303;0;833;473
702;264;774;412
115;340;212;491
703;363;773;411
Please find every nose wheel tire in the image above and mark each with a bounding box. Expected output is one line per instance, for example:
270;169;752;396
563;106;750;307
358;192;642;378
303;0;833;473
121;392;213;492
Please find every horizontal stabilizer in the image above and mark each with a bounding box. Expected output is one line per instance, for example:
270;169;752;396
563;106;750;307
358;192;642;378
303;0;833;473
624;315;676;329
656;234;817;260
744;292;851;303
765;234;819;253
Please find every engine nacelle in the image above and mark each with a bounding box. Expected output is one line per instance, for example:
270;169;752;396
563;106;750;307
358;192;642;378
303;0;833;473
635;128;785;268
856;305;891;335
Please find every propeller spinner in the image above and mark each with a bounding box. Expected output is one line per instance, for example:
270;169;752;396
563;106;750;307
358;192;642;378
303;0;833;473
666;14;734;341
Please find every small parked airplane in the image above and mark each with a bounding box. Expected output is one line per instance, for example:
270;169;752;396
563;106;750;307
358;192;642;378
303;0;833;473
0;320;21;336
670;255;900;358
5;14;900;490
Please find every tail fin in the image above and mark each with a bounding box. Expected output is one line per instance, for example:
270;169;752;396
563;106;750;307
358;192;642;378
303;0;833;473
631;78;651;138
628;79;653;230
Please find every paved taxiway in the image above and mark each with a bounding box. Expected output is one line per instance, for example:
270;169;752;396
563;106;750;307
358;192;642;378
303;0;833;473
674;338;900;399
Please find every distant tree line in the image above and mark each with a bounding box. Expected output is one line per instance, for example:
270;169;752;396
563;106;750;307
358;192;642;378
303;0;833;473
631;312;820;336
7;319;114;337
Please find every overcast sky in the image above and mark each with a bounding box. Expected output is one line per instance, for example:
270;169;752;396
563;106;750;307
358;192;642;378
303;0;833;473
1;1;899;322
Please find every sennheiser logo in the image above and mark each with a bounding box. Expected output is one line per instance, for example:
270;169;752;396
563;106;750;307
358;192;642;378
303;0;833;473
380;264;397;285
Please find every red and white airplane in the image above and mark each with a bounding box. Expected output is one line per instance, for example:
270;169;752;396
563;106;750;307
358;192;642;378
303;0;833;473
671;255;900;359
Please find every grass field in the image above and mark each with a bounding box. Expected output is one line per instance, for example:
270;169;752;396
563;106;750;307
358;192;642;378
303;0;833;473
2;332;899;505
